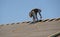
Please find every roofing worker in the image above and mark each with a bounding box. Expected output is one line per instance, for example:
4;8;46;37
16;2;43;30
29;8;42;23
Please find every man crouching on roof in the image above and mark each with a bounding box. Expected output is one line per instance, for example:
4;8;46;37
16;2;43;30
29;8;42;23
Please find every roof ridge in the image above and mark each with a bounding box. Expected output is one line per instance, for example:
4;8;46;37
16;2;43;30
0;18;60;26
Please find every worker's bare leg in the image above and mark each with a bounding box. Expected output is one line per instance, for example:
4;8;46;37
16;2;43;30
36;15;38;21
32;13;36;23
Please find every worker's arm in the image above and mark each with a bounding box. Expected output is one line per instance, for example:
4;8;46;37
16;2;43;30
39;12;42;19
38;9;42;19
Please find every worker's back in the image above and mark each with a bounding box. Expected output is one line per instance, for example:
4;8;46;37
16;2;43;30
29;8;41;17
32;9;39;13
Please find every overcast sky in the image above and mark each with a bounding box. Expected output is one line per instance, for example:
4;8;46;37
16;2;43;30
0;0;60;24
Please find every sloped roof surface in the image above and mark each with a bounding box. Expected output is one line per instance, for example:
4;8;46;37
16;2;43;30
0;18;60;37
